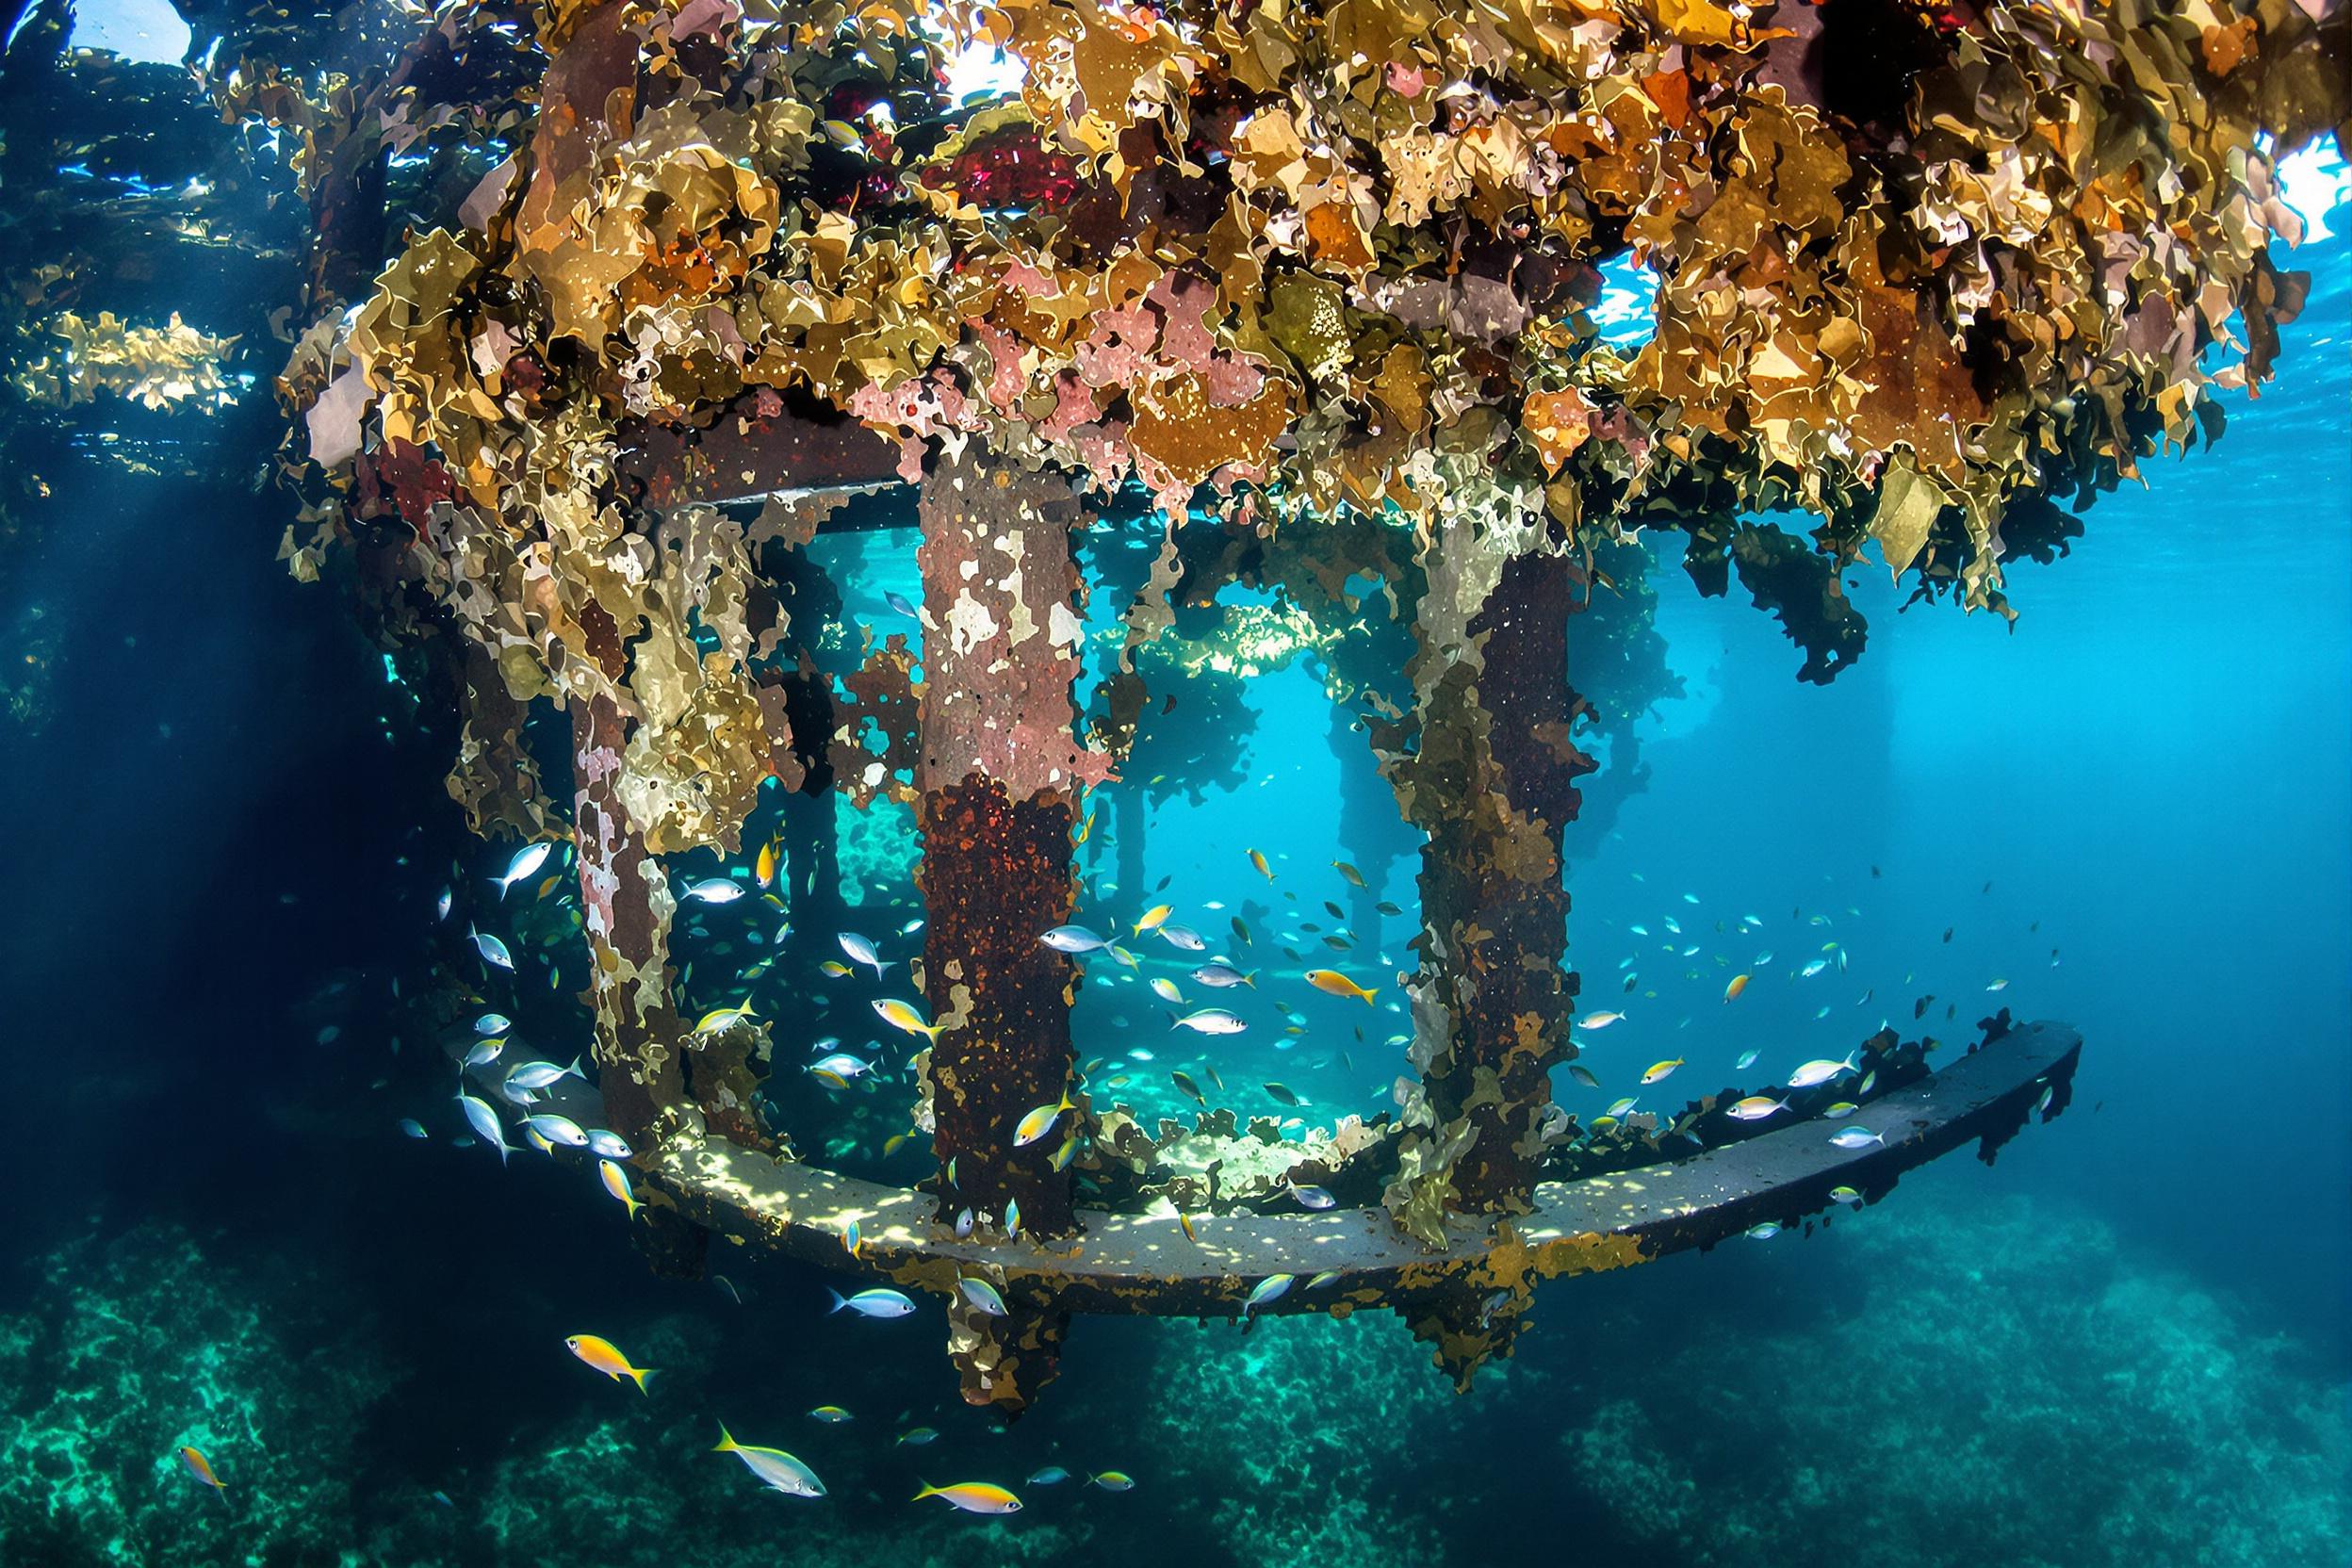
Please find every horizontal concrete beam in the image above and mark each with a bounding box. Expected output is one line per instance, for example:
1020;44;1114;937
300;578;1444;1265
646;1021;2082;1319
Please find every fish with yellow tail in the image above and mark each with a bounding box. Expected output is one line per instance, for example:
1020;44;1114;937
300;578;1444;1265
914;1480;1023;1514
564;1333;653;1392
1723;972;1751;1003
712;1424;825;1497
1014;1096;1073;1148
1248;848;1273;880
178;1445;226;1499
872;997;943;1044
1303;969;1378;1004
1132;903;1173;936
597;1159;641;1218
1641;1058;1684;1086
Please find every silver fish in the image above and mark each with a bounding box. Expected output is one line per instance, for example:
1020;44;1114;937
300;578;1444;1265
713;1426;825;1498
491;841;551;897
454;1093;513;1163
1827;1128;1885;1150
828;1287;916;1318
503;1056;581;1091
470;928;514;971
584;1129;632;1160
523;1113;588;1147
1038;923;1113;955
837;932;887;976
1242;1273;1294;1315
956;1277;1009;1316
1788;1054;1856;1089
1171;1008;1247;1036
685;878;745;904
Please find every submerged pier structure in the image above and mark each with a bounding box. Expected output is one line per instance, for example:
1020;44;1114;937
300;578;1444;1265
142;0;2333;1411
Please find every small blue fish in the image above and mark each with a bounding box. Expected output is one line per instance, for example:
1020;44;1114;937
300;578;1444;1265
1287;1182;1337;1211
474;1013;511;1035
828;1287;917;1318
1746;1222;1782;1239
885;590;920;618
1028;1465;1071;1485
1734;1049;1759;1071
398;1118;428;1140
837;932;888;977
953;1207;975;1238
1189;962;1255;988
1155;923;1206;952
584;1128;631;1159
1828;1128;1886;1150
956;1277;1009;1316
1242;1274;1294;1315
469;927;514;971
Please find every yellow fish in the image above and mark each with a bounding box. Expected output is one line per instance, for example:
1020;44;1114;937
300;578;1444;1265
872;997;944;1044
1133;904;1173;936
820;960;852;977
1013;1097;1071;1148
1723;972;1751;1003
1303;969;1377;1004
1177;1212;1198;1243
755;839;778;889
1049;1134;1078;1172
565;1334;652;1392
1641;1058;1683;1085
1074;808;1095;844
179;1445;226;1496
840;1218;863;1258
598;1159;641;1217
693;1004;756;1036
1249;848;1273;880
913;1480;1023;1514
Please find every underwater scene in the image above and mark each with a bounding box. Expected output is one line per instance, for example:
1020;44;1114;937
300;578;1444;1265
2;1;2348;1563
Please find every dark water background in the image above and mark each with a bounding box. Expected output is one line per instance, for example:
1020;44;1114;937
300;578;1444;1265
0;83;2344;1568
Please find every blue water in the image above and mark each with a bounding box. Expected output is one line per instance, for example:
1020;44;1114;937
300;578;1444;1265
1;36;2346;1568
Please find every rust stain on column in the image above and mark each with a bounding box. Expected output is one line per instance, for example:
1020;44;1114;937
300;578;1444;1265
914;452;1102;1241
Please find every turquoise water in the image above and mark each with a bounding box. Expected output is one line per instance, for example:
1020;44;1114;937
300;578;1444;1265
2;19;2347;1565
